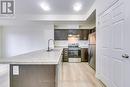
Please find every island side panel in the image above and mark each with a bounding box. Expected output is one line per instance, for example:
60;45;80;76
55;54;63;87
10;65;56;87
0;64;10;87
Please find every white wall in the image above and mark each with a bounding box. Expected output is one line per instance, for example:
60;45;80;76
43;26;54;49
85;0;97;20
2;23;54;57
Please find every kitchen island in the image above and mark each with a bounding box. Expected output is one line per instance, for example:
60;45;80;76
0;48;63;87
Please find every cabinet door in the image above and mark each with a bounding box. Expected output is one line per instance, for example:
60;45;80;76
0;64;10;87
79;30;83;40
10;65;55;87
79;30;89;40
63;48;68;62
54;29;68;40
81;48;88;62
83;30;89;40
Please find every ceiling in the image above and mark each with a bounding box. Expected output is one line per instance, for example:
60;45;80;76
15;0;95;15
0;0;96;23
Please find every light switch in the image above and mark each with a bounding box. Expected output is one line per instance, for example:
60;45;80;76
13;66;19;75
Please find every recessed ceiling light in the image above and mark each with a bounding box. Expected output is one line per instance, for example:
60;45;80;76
40;2;50;11
73;2;82;12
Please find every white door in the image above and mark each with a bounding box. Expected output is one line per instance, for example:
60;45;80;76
123;0;130;86
97;0;130;87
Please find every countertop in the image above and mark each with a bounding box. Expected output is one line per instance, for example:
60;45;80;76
0;48;63;65
79;46;88;48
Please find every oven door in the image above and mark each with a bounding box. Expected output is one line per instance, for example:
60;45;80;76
68;49;81;58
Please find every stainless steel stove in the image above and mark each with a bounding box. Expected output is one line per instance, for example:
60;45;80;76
68;44;81;62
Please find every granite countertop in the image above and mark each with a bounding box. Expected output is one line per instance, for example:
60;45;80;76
0;48;63;65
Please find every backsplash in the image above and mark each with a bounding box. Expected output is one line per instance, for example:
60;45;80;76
55;40;89;47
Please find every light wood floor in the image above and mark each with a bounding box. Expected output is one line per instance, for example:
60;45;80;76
62;63;105;87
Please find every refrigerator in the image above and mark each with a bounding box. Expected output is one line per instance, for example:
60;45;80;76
88;32;96;70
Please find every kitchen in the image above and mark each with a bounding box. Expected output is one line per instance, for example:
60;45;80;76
0;25;97;87
0;0;130;87
54;25;96;64
0;9;98;87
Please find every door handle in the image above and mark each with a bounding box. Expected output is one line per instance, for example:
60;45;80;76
122;54;129;58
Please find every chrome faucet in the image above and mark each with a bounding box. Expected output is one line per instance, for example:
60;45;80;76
47;39;54;51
